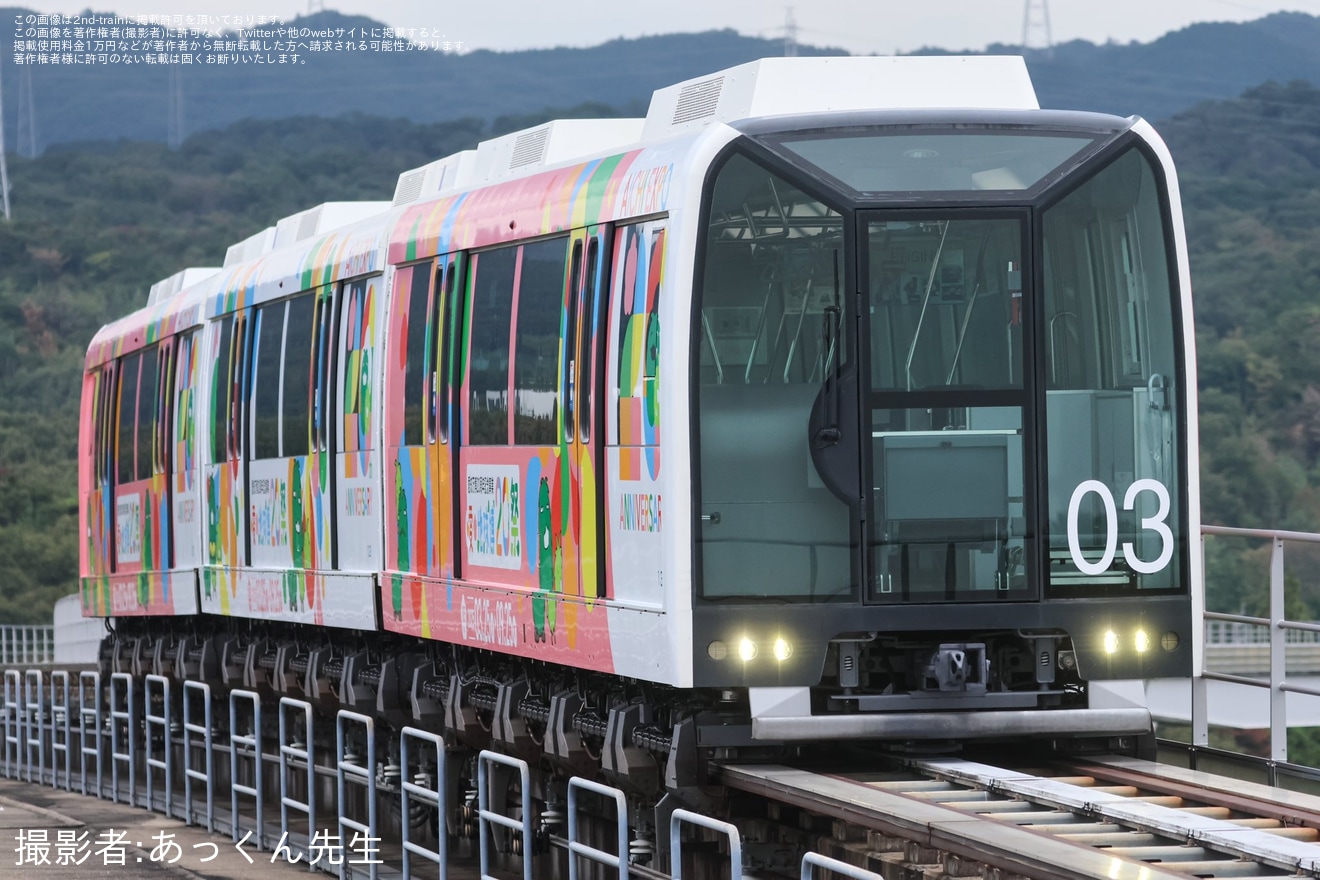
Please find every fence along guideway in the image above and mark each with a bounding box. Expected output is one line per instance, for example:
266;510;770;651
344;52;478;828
0;671;866;879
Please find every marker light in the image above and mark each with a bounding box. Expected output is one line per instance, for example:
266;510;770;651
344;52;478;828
738;638;758;662
1161;631;1180;652
707;640;728;661
773;638;793;662
1103;630;1119;655
1134;630;1151;653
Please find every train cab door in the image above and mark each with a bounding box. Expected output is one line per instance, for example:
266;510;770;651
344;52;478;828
559;229;609;602
857;210;1035;603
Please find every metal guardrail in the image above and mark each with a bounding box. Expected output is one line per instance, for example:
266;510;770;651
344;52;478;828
278;696;315;852
183;680;215;831
477;749;532;880
144;674;173;816
399;725;446;879
77;671;102;798
1196;525;1320;765
801;852;882;880
108;672;135;805
567;776;630;880
669;809;743;880
336;709;379;880
230;689;265;849
0;625;54;665
1207;620;1320;644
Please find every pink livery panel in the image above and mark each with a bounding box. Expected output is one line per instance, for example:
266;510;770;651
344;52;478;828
381;447;615;674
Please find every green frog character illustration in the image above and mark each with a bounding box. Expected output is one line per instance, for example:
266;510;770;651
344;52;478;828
533;476;554;642
393;459;408;621
205;473;220;597
139;498;153;608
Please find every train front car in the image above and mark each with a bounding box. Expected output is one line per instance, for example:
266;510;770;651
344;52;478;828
684;58;1196;746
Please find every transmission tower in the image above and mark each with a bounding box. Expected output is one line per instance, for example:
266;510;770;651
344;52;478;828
168;66;185;150
16;65;36;158
0;57;11;220
1021;0;1054;55
783;7;798;57
307;0;325;12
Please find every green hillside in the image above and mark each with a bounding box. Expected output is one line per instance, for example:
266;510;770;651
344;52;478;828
3;6;1319;152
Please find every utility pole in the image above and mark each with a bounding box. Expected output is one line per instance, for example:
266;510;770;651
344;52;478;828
16;65;36;158
1021;0;1054;56
0;55;10;221
783;7;798;57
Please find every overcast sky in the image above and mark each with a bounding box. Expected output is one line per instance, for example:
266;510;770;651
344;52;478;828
12;1;1320;55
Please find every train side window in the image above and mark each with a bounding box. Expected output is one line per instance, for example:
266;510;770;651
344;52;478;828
283;293;315;457
580;236;602;444
91;369;107;483
427;262;446;443
515;237;568;445
312;285;334;452
117;353;139;484
402;263;433;446
612;225;665;447
252;302;284;460
338;277;380;456
157;342;175;476
467;246;518;444
173;334;195;472
211;316;234;463
136;346;158;482
438;259;459;443
230;314;251;461
564;241;583;443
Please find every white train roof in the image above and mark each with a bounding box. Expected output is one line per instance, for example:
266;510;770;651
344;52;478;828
641;56;1039;141
391;55;1038;206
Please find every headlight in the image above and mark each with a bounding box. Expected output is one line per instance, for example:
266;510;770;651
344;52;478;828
772;638;793;662
1103;630;1119;655
738;638;758;662
1134;630;1151;653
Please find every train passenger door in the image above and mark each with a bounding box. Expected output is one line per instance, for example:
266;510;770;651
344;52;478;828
171;331;204;608
81;364;116;614
563;229;609;600
384;258;454;630
335;276;384;577
459;241;563;611
111;343;166;610
202;311;249;614
246;290;325;617
605;221;666;606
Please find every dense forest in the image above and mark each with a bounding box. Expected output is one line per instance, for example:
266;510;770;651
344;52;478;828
1158;80;1320;618
1;79;1319;623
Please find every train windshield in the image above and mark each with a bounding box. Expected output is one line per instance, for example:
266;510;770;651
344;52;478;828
776;130;1098;194
695;133;1186;604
